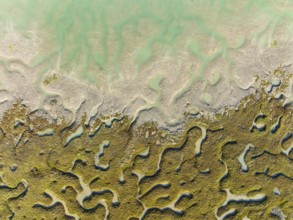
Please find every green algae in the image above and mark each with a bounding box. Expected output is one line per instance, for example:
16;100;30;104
0;76;292;219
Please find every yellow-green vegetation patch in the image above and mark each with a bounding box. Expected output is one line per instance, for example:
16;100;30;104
43;73;58;86
0;78;292;219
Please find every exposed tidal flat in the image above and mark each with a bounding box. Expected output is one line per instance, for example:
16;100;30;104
0;0;293;127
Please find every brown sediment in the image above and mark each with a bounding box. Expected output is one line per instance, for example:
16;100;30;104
0;77;292;219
